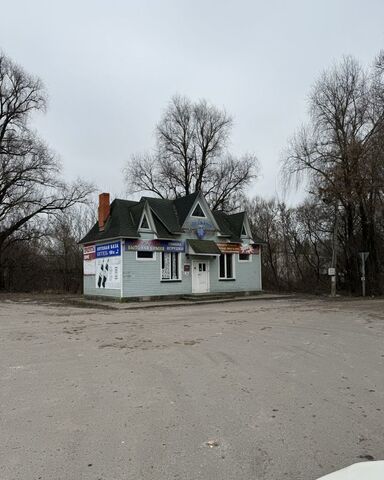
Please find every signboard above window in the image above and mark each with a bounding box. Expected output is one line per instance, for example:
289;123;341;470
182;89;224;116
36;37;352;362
125;239;185;252
96;242;121;257
217;243;260;254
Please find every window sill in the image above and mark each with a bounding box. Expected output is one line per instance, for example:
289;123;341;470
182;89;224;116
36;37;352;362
218;278;236;281
161;279;182;283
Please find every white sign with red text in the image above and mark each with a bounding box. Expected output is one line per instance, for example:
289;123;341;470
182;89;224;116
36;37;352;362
83;244;96;275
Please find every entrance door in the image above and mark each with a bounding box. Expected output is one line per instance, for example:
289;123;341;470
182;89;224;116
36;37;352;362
192;261;210;293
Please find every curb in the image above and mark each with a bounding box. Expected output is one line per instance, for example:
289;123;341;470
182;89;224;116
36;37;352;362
67;294;296;311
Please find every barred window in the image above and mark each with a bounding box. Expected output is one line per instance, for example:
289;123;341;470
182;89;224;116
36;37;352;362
161;252;180;280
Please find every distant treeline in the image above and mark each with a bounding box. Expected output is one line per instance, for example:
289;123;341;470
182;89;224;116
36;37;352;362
1;207;94;293
1;51;383;295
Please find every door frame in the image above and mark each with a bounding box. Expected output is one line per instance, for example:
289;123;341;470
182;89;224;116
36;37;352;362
192;260;210;294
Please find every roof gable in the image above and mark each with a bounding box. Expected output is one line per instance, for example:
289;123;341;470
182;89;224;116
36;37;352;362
213;210;266;244
137;201;157;232
180;192;220;232
191;202;206;218
140;214;150;229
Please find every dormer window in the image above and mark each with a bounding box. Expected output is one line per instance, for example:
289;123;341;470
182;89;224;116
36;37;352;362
241;224;247;237
191;203;205;218
140;213;150;230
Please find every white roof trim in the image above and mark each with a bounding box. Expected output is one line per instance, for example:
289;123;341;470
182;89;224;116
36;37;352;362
138;202;156;233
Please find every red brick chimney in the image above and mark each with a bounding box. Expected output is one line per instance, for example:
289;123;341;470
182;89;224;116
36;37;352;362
98;193;110;231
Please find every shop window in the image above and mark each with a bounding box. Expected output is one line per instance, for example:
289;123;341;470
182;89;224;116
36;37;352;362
137;251;155;260
219;253;234;279
161;252;180;280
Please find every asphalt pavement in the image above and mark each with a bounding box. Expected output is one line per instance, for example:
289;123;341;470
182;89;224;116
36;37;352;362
0;296;383;479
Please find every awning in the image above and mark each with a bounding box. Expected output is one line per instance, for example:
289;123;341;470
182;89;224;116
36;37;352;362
187;239;222;256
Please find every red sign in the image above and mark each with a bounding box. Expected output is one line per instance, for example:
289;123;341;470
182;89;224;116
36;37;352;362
217;243;241;253
217;243;260;254
83;244;96;261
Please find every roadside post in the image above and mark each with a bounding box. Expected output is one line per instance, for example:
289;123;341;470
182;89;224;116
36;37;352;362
328;267;336;297
329;204;339;298
359;251;369;297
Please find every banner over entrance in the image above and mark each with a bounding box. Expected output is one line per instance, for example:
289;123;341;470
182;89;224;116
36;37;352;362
125;239;185;252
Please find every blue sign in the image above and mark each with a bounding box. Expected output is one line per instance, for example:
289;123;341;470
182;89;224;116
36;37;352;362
164;241;185;252
196;226;206;239
125;239;185;252
96;241;121;258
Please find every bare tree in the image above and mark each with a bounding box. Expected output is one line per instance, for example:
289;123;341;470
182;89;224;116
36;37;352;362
245;196;333;293
125;95;258;210
46;204;96;292
0;52;93;288
246;197;281;288
282;54;384;294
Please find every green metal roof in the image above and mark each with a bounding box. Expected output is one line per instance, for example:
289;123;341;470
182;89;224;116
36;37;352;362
79;199;140;244
173;191;200;225
213;211;241;242
79;191;265;245
152;214;175;239
188;239;222;255
226;212;246;239
143;197;181;233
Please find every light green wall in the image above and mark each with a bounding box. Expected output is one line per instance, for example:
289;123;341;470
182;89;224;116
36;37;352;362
122;249;192;297
84;233;262;299
84;199;261;298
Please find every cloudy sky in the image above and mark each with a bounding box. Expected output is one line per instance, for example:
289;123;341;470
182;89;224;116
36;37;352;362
1;0;384;203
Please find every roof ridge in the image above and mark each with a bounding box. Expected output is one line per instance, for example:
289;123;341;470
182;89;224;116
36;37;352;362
173;190;199;204
226;211;245;217
113;198;141;206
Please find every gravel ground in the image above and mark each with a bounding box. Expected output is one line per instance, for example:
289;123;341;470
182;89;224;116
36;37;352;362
0;296;383;480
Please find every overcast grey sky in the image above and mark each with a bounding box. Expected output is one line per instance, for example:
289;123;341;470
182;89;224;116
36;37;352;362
1;0;384;203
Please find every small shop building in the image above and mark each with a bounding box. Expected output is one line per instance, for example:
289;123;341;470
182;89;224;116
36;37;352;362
80;191;263;300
